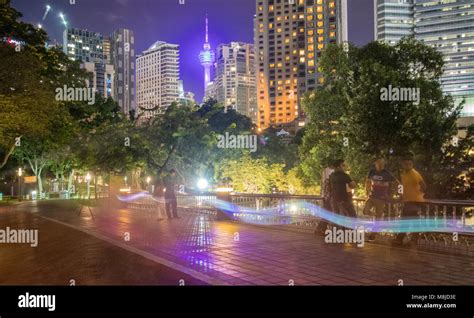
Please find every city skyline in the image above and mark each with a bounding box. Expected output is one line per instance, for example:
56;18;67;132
1;0;473;299
11;0;374;102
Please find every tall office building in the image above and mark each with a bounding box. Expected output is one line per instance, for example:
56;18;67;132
374;0;474;121
136;41;180;120
213;42;257;121
255;0;348;129
63;28;114;99
110;29;136;117
374;0;414;45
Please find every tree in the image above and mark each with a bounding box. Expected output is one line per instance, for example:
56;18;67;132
300;37;468;198
0;2;88;170
216;155;286;194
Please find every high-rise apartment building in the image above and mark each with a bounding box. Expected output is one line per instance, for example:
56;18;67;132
136;41;180;120
109;29;136;117
374;0;474;120
255;0;348;129
213;42;257;121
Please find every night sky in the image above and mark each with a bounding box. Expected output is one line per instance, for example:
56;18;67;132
11;0;373;101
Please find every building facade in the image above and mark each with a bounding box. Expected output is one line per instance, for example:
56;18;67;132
374;0;414;45
81;62;114;99
63;28;114;99
136;41;180;120
213;42;257;121
63;28;136;115
374;0;474;120
63;28;107;63
255;0;348;129
109;29;136;118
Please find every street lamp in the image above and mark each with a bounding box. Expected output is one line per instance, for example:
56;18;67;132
197;178;208;191
17;168;22;201
85;173;91;200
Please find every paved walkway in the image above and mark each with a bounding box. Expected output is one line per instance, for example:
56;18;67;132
3;200;474;285
0;203;205;285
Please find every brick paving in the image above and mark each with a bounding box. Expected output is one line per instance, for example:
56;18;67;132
0;204;205;285
2;200;474;285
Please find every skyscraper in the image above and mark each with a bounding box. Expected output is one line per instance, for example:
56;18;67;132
63;28;114;99
374;0;474;121
136;41;180;120
63;28;107;63
373;0;414;45
199;16;216;96
255;0;348;129
109;29;136;118
213;42;257;121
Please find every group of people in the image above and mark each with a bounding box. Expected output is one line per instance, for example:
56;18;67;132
318;154;426;245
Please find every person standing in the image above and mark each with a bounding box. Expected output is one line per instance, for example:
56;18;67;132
393;154;426;245
163;169;179;219
316;161;335;235
363;157;398;241
329;159;357;218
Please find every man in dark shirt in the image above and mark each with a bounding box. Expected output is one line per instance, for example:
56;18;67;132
363;157;398;241
163;169;179;219
363;157;398;217
329;159;357;217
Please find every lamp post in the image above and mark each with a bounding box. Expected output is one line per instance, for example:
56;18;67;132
85;173;91;200
17;168;22;201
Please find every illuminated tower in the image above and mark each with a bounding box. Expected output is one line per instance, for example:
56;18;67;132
198;15;215;94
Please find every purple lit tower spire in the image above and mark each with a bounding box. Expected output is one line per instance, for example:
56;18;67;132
198;15;215;93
